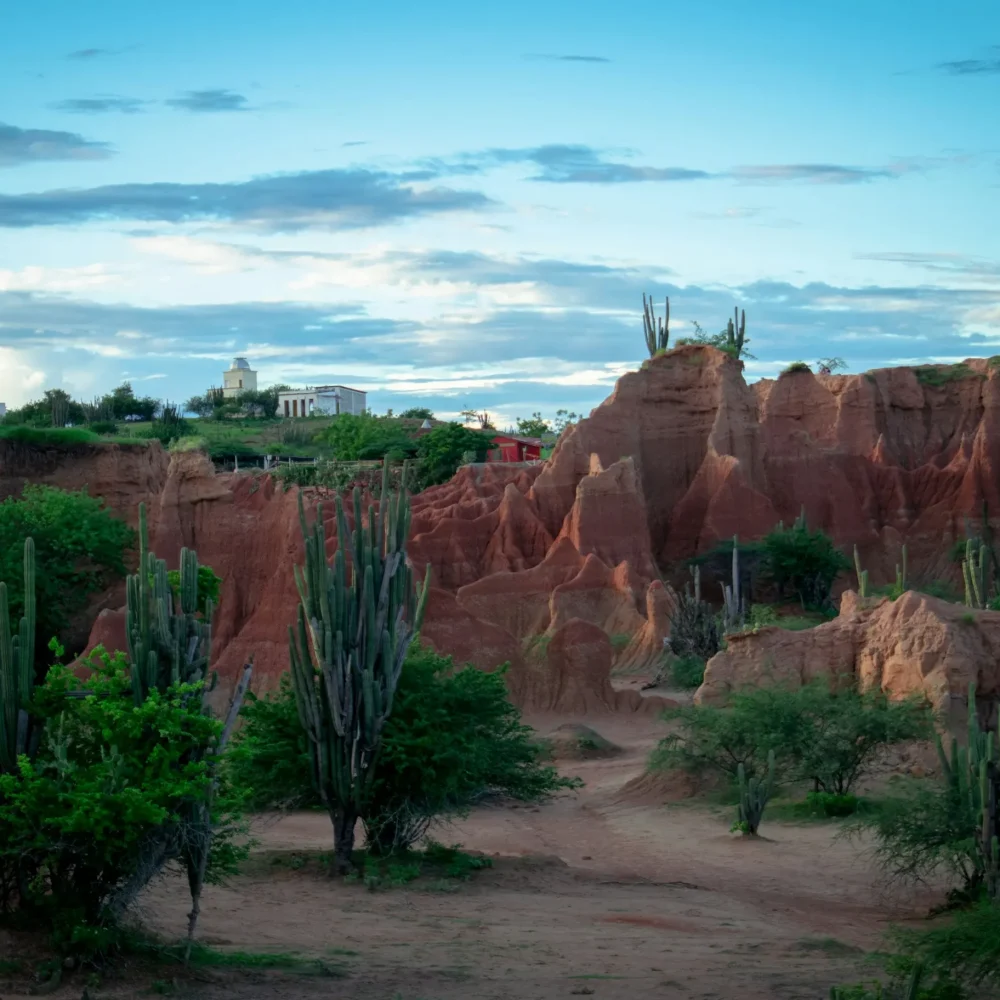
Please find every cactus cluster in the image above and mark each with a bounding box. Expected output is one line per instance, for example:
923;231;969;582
125;504;214;705
962;537;991;609
289;462;430;872
0;538;37;773
642;294;670;357
720;535;746;633
937;682;1000;898
736;750;775;836
724;307;747;359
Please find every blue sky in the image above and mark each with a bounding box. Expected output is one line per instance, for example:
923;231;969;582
1;0;998;424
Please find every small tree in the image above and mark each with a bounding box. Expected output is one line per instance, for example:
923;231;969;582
817;357;846;376
515;413;551;438
400;407;435;421
0;486;134;653
416;423;493;488
762;516;851;609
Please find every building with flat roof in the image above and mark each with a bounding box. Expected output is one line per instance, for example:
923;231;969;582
278;384;367;419
222;357;258;398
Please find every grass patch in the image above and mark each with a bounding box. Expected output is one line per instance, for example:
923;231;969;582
774;611;829;631
609;632;632;652
914;363;980;388
0;425;102;445
348;841;493;892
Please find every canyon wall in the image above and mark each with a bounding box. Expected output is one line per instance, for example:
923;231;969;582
6;347;1000;709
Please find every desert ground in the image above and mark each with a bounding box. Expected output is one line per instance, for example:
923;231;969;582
60;708;928;1000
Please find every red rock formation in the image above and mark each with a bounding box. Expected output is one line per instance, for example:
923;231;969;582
697;589;1000;732
509;618;670;715
34;348;1000;717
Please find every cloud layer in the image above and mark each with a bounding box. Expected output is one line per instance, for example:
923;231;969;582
0;123;113;167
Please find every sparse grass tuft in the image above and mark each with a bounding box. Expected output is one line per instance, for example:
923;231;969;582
914;363;980;388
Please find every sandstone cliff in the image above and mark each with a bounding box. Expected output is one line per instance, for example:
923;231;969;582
7;346;998;714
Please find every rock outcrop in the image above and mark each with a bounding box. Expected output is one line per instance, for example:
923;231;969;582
698;589;1000;731
19;346;1000;717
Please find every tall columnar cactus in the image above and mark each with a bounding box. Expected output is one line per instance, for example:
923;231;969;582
936;683;1000;898
125;503;214;704
854;545;869;600
736;751;775;836
963;538;990;609
721;535;746;633
724;307;747;359
289;462;430;872
0;538;37;773
642;294;670;357
895;543;908;596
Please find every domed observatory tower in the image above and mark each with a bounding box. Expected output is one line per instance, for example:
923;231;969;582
222;356;257;398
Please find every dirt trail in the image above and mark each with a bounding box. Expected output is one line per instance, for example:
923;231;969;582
114;713;933;1000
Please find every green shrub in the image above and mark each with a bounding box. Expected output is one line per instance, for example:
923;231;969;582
166;564;221;616
654;681;933;798
0;485;133;650
228;643;579;853
804;791;860;817
416;423;494;488
668;589;721;661
781;361;812;375
762;521;851;609
88;420;118;435
317;413;416;462
0;425;101;446
914;364;979;388
670;655;707;689
0;650;245;953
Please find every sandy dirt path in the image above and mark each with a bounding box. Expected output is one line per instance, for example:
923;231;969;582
106;713;935;1000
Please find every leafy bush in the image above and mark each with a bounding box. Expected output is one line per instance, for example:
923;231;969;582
317;413;416;462
88;419;118;435
166;564;222;616
228;643;579;852
415;423;494;488
804;791;860;817
914;364;979;388
762;521;851;609
0;650;245;953
670;655;707;689
654;681;932;797
781;361;812;375
400;407;435;420
0;485;133;650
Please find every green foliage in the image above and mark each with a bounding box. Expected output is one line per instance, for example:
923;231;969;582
0;649;241;948
804;791;860;817
789;683;934;796
225;675;317;812
782;361;812;375
0;485;133;650
289;473;427;871
0;538;36;776
165;564;222;617
654;681;933;799
317;413;417;462
762;520;851;609
349;841;493;890
914;364;979;388
415;423;493;488
400;407;435;420
514;412;551;438
0;425;101;446
669;655;707;690
231;643;578;855
364;643;579;853
890;897;1000;996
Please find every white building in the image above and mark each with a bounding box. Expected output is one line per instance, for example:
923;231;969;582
278;385;367;419
222;357;258;398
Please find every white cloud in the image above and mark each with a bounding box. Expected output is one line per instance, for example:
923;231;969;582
0;264;119;292
0;348;46;406
130;235;256;274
